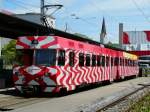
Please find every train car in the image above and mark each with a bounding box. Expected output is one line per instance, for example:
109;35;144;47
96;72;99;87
13;35;139;94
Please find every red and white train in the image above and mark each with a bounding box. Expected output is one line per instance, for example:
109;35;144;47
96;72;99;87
13;35;139;94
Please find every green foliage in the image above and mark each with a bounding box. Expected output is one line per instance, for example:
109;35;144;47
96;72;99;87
74;33;92;40
129;94;150;112
2;40;16;65
107;42;120;48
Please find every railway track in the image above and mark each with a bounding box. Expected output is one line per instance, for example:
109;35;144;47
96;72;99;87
0;89;51;111
97;83;150;112
77;83;150;112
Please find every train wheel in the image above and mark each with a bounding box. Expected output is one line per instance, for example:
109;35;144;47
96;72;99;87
58;87;67;96
121;76;125;80
110;78;114;84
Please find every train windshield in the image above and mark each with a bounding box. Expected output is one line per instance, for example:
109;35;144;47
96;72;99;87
35;49;56;66
16;50;33;66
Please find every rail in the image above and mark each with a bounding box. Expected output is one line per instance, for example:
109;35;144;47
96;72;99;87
77;83;150;112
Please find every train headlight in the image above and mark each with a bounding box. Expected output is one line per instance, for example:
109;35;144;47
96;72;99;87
15;72;21;76
45;73;51;77
35;77;42;81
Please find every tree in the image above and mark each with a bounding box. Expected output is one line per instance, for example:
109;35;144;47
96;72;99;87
74;33;92;40
2;40;16;66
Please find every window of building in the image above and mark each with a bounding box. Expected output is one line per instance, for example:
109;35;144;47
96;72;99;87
102;56;105;67
79;53;84;66
97;55;101;66
86;54;90;66
69;52;75;66
92;55;96;66
58;50;65;66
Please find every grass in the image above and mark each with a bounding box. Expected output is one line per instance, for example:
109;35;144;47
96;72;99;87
128;93;150;112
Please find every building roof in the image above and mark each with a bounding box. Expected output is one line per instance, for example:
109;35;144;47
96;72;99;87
0;12;126;52
14;12;55;19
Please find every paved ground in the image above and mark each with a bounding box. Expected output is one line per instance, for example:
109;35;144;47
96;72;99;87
2;77;150;112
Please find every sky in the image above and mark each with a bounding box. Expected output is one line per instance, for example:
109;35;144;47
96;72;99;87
0;0;150;43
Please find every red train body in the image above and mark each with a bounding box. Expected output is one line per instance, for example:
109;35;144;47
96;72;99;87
13;36;139;93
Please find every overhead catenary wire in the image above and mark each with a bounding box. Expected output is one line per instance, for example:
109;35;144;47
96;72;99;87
6;0;37;12
89;0;119;23
131;0;150;23
6;0;117;40
15;0;40;8
45;1;112;37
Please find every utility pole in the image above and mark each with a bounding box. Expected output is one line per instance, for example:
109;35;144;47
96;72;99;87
119;23;123;49
41;0;45;25
65;23;68;32
40;0;63;26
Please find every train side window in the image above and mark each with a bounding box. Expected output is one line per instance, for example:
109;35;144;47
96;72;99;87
125;59;128;66
58;50;65;66
97;55;101;66
106;56;109;66
102;56;105;67
111;57;113;66
79;53;84;66
123;59;125;66
120;58;122;66
132;60;134;66
128;60;130;66
69;52;75;66
86;54;90;66
92;55;96;67
134;60;136;66
115;57;119;66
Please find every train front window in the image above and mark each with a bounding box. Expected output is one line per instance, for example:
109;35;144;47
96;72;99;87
16;50;33;66
35;49;56;66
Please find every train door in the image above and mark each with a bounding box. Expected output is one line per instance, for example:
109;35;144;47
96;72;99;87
109;50;115;82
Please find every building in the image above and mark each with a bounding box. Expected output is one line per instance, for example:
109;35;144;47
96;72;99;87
14;13;56;28
123;31;150;51
122;31;150;56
